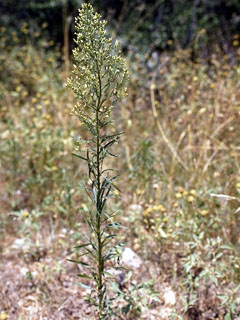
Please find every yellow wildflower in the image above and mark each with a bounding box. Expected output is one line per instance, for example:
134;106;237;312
44;114;51;120
0;313;7;320
157;205;166;212
143;207;152;217
136;189;142;196
113;190;119;196
187;195;194;203
200;209;209;216
41;22;48;29
236;182;240;189
134;243;141;251
150;83;156;90
51;166;58;171
233;40;239;47
190;189;196;196
178;186;184;193
175;193;182;199
22;210;29;218
44;99;50;106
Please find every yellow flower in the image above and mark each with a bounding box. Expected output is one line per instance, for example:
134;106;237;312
133;243;141;251
41;22;48;29
193;76;198;82
210;83;215;89
200;209;209;216
127;119;132;128
51;166;58;171
173;202;178;208
136;189;142;195
34;32;40;37
178;186;184;193
233;40;239;47
183;191;188;196
0;313;7;320
48;40;54;46
113;190;119;196
22;210;29;218
175;193;182;199
160;205;166;212
150;83;156;90
187;195;194;203
167;39;173;45
236;183;240;189
44;100;50;106
44;114;51;120
31;97;37;103
190;189;196;196
143;207;152;217
16;86;22;92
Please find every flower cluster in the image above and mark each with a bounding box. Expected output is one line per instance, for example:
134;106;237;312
67;3;128;134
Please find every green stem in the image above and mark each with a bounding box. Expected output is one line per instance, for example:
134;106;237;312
96;109;103;319
96;60;103;319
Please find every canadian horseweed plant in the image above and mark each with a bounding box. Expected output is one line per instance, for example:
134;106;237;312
67;3;128;319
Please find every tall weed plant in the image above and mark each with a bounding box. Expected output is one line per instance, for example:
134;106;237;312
67;4;128;319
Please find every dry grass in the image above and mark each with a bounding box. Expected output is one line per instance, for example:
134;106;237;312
1;27;240;318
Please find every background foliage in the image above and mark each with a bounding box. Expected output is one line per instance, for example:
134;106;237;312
1;0;240;56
